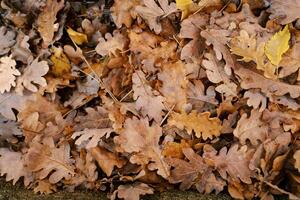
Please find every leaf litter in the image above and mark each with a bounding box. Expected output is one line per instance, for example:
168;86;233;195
0;0;300;199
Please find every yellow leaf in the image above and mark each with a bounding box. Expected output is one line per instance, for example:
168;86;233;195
176;0;193;19
50;46;71;77
66;27;88;45
168;111;222;140
265;25;291;66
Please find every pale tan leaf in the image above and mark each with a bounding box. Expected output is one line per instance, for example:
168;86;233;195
95;31;127;57
111;0;140;28
0;27;16;55
72;128;112;149
25;138;75;184
16;58;49;94
135;0;177;33
0;56;20;93
0;148;32;186
132;70;165;122
111;183;154;200
268;0;300;25
294;150;300;173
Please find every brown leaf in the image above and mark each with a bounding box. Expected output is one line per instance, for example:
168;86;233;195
37;0;64;47
168;111;222;140
111;183;154;200
268;0;300;25
90;146;125;177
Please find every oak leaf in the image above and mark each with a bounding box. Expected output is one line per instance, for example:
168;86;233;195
0;56;20;93
203;144;253;184
294;150;300;173
114;117;170;178
132;71;165;122
33;180;57;194
166;147;225;193
268;0;300;24
0;27;16;55
0;148;32;186
162;140;191;159
235;67;300;98
176;0;192;19
233;109;268;145
37;0;64;47
25;138;75;184
72;128;112;149
90;147;126;177
95;31;127;57
16;58;49;94
111;0;139;28
135;0;177;34
111;183;154;200
168;110;222;140
0;116;22;142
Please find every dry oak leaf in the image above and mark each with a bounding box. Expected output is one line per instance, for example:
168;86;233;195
37;0;64;47
268;0;300;25
0;26;16;56
16;58;49;94
25;138;75;184
111;183;154;200
244;90;267;112
166;147;225;193
233;109;269;146
11;32;33;64
166;147;206;190
74;106;111;131
33;180;57;194
0;116;22;142
114;117;170;178
235;67;300;98
111;0;140;28
265;25;290;66
230;30;277;79
132;70;165;123
96;31;127;57
158;61;188;111
0;148;32;186
0;92;32;120
294;150;300;173
168;111;222;140
279;42;300;80
135;0;177;34
162;139;191;159
202;53;237;98
72;128;113;149
90;146;126;177
203;144;253;184
0;55;20;93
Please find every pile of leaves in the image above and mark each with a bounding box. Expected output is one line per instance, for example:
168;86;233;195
1;0;300;199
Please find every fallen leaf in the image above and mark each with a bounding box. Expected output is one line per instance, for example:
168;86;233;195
268;0;300;25
0;27;15;55
37;0;65;47
135;0;177;33
90;146;126;177
265;25;290;66
50;46;71;77
111;183;154;200
168;111;222;140
66;27;88;45
0;56;20;93
176;0;192;19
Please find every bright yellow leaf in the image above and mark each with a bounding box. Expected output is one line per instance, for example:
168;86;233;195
50;46;71;77
176;0;193;20
66;27;88;45
265;25;291;66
